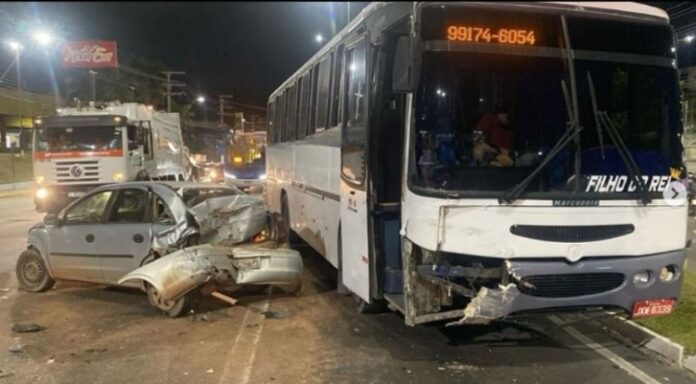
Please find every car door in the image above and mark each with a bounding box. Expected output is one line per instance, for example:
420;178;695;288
95;187;155;284
47;190;114;283
339;35;371;302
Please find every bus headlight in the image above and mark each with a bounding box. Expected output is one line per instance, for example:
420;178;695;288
659;265;678;283
35;187;48;200
633;271;652;287
259;173;266;180
35;176;44;184
112;172;124;182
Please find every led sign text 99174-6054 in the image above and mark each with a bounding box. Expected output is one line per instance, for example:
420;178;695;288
446;26;537;45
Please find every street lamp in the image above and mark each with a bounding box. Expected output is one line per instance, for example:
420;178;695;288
315;34;324;44
682;35;695;44
196;95;205;104
31;30;54;46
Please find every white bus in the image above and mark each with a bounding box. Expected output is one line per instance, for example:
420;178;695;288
266;2;688;325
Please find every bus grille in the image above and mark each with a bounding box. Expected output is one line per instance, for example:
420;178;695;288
510;224;634;242
518;273;625;298
55;160;100;183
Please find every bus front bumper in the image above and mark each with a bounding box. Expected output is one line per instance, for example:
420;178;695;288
453;249;686;324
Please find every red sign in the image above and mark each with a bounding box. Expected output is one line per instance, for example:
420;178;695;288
61;41;118;68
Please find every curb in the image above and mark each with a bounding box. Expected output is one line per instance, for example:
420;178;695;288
599;315;696;374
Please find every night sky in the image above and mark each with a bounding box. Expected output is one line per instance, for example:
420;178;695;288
0;2;693;109
0;2;369;107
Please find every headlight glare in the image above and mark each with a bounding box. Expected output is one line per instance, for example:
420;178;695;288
35;187;48;200
112;172;124;182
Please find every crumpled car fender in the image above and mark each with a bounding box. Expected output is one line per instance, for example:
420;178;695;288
118;244;303;302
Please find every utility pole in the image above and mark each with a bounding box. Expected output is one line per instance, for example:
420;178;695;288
129;86;136;101
218;94;234;126
88;70;97;102
162;71;185;112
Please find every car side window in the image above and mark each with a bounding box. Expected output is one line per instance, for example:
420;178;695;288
63;191;113;225
151;193;175;225
107;189;148;223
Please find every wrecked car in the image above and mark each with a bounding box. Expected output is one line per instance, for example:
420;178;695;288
16;181;302;317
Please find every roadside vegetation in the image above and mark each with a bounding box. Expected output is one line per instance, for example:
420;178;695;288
0;153;33;184
637;271;696;354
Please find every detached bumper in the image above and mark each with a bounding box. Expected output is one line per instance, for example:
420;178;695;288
507;249;686;316
118;244;303;301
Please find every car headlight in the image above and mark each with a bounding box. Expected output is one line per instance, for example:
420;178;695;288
259;173;266;180
35;187;48;200
208;169;218;179
112;172;124;182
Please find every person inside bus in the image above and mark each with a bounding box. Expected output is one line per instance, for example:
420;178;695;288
475;103;514;167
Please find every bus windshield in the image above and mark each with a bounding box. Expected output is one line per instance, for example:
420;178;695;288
35;125;123;153
411;7;682;198
224;136;266;178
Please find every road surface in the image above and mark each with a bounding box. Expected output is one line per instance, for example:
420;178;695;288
0;194;694;383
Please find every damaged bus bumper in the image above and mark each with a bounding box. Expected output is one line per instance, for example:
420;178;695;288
118;244;303;302
402;241;686;325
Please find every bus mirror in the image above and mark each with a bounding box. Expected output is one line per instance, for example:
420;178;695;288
392;36;419;93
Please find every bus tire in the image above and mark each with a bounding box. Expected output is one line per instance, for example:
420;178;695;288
281;192;301;244
353;295;388;314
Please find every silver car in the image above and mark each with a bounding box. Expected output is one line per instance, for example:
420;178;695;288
16;182;246;316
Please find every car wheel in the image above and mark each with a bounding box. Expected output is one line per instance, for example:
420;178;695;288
16;249;55;292
146;284;190;318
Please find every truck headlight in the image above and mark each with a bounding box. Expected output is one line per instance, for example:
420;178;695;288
35;176;44;184
112;172;124;182
208;169;218;179
35;187;48;200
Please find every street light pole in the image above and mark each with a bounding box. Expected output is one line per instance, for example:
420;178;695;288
219;94;233;126
89;70;97;102
162;71;185;113
129;86;136;101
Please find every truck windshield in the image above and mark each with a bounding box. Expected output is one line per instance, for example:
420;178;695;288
411;7;682;198
35;125;123;152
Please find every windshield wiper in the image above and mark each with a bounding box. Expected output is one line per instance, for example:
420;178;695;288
500;80;582;204
586;72;651;205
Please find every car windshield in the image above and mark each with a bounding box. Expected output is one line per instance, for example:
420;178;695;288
35;125;123;152
411;7;682;198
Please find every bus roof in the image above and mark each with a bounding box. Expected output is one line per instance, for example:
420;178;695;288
268;1;668;101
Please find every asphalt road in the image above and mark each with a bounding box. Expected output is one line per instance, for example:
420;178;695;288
0;194;694;383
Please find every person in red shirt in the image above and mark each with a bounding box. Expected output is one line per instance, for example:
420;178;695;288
475;103;513;167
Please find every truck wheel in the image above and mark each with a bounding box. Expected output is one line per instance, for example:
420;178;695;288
146;284;190;318
16;249;55;292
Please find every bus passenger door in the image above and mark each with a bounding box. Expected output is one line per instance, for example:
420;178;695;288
340;36;371;302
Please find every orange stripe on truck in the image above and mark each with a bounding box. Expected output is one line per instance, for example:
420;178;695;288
34;150;124;160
